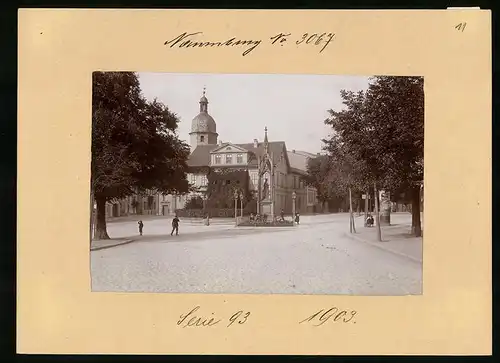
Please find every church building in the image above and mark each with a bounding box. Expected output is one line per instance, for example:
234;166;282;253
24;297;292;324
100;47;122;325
157;89;321;216
105;89;322;218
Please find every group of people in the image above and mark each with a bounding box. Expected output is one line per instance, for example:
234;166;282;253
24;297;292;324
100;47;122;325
281;209;300;224
137;215;180;236
249;210;300;224
138;209;304;236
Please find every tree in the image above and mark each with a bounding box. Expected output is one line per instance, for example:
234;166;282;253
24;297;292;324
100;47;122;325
323;76;424;237
91;71;190;239
205;168;251;210
185;195;204;209
305;155;337;212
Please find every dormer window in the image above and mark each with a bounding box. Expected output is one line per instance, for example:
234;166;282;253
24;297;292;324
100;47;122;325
225;154;233;164
236;153;243;163
215;155;221;164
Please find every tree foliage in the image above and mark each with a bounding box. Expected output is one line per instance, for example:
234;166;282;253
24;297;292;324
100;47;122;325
185;195;204;209
91;71;191;239
319;76;424;236
205;168;252;209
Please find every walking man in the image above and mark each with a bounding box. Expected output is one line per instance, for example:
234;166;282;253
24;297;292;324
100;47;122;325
171;214;180;236
138;220;144;236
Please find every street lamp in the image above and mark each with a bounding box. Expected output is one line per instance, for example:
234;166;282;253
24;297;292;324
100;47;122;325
203;193;210;226
292;191;297;226
239;191;244;218
234;190;239;226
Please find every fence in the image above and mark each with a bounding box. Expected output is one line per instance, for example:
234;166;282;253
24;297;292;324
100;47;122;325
175;208;255;218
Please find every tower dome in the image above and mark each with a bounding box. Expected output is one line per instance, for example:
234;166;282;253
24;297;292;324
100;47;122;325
189;87;218;150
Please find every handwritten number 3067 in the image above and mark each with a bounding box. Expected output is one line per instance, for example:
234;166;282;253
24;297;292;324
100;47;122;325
296;32;330;45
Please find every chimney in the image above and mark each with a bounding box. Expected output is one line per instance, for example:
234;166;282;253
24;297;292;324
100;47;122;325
218;140;222;145
253;139;258;148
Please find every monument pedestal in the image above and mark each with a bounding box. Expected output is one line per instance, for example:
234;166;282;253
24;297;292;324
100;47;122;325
260;200;274;220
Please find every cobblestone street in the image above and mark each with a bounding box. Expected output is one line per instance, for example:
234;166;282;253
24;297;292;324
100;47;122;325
91;213;422;295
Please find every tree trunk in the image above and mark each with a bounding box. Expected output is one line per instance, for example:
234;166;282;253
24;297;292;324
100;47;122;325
364;190;368;227
349;188;356;233
95;196;110;240
411;186;422;237
374;183;382;242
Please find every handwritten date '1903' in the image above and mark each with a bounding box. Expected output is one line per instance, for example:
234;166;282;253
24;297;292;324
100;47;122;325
270;32;335;53
299;307;357;327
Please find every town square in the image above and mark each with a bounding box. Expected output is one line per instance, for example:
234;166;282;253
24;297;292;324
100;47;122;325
90;72;424;295
91;212;422;295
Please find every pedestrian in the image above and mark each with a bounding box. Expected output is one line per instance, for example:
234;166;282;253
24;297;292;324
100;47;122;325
366;214;374;227
138;220;144;236
280;209;285;221
295;212;300;225
171;214;180;236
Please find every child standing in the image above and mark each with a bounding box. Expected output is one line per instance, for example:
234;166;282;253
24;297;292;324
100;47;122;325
295;213;300;225
138;220;144;235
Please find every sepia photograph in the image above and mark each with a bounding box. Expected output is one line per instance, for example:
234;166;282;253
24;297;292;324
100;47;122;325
90;72;424;295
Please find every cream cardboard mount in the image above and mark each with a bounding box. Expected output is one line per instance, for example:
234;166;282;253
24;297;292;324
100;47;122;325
17;9;491;355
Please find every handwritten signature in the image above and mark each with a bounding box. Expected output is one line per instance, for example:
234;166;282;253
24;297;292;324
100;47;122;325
164;31;335;56
299;307;357;326
177;306;250;328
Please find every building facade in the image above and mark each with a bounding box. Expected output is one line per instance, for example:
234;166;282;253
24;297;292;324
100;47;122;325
105;89;321;218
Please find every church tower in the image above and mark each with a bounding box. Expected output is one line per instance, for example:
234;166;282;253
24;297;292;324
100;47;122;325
189;87;218;151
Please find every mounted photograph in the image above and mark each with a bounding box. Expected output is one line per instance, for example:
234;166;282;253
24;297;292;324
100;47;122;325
90;72;424;295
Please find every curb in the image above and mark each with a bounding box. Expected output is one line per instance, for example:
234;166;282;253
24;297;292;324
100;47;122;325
344;232;422;263
91;238;135;251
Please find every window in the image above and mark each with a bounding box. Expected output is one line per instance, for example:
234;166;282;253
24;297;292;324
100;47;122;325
190;174;196;184
250;172;258;189
236;153;243;163
215;155;221;164
225;154;233;164
201;175;208;186
200;135;205;142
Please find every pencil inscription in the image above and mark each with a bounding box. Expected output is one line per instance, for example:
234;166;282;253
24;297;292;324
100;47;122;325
164;31;335;56
299;307;357;326
176;306;251;328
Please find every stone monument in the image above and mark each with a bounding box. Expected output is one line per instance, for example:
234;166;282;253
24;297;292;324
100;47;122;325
257;127;275;220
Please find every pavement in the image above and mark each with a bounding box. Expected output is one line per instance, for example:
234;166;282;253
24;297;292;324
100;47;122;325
345;213;423;263
91;213;423;295
91;238;135;251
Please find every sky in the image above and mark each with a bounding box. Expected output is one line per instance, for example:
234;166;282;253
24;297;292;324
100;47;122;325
138;73;371;153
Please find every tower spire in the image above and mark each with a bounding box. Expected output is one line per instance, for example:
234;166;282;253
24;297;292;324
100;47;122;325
199;86;208;113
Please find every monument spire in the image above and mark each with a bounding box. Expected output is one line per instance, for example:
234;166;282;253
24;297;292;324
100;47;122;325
264;126;269;153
